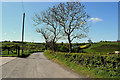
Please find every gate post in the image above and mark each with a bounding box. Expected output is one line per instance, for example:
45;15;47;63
8;47;10;55
18;46;20;57
16;45;18;54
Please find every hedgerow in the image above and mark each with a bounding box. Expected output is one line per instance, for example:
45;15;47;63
44;50;120;78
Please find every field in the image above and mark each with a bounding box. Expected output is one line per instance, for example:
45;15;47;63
1;41;120;57
83;42;120;55
1;41;45;57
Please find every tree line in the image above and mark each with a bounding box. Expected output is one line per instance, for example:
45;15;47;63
33;2;90;53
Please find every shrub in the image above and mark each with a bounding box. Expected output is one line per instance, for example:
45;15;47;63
58;45;69;52
44;50;120;78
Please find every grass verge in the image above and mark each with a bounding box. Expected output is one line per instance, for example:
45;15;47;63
43;50;120;79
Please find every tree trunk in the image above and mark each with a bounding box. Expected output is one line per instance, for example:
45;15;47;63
45;41;48;50
52;41;55;52
68;35;72;53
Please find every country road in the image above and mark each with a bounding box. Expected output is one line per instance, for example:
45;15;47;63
2;52;84;78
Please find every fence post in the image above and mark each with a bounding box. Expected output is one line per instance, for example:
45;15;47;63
8;47;10;55
16;45;17;54
18;46;20;57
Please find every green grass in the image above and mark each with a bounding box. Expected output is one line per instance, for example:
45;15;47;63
1;50;28;57
1;49;44;57
1;50;19;57
1;41;45;57
44;50;120;79
43;51;100;78
83;42;120;55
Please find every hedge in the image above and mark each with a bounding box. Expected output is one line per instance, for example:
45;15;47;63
44;50;120;78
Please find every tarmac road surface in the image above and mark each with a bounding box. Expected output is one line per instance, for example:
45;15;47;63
2;52;85;78
0;57;16;66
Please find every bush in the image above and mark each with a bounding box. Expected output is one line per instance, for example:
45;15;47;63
44;50;120;78
58;45;69;52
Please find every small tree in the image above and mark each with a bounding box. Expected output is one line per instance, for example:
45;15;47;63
33;7;61;51
36;28;51;50
51;2;90;53
88;39;93;44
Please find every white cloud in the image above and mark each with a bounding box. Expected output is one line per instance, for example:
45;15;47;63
4;33;7;36
88;17;103;23
13;32;16;34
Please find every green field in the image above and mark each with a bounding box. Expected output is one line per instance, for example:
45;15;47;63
1;41;45;57
83;42;120;55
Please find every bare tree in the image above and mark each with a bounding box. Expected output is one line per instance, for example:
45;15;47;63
33;7;61;51
36;28;50;50
51;2;90;53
